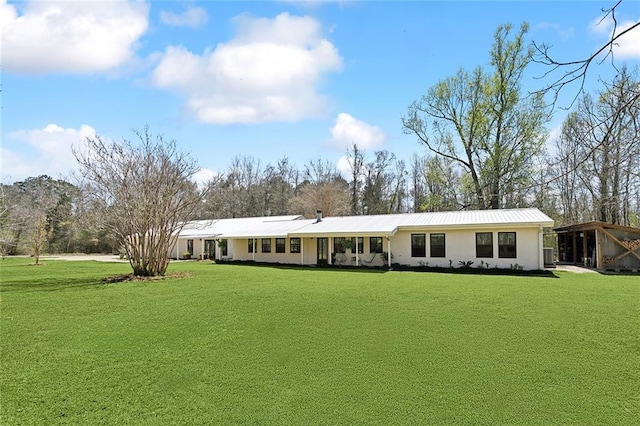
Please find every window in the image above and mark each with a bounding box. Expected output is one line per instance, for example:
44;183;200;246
430;233;445;257
187;239;194;256
476;232;493;258
351;237;364;254
290;238;301;253
498;232;517;258
411;234;426;257
370;237;383;253
276;238;286;253
334;237;347;254
262;238;271;253
248;239;255;253
220;239;228;257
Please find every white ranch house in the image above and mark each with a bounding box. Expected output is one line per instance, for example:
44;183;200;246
171;208;554;270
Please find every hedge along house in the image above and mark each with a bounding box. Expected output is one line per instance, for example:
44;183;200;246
554;221;640;272
172;208;554;270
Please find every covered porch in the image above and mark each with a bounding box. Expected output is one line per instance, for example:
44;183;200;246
554;221;640;271
288;213;398;268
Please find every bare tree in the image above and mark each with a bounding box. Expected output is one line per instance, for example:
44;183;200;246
533;0;640;108
0;176;72;262
74;127;205;277
409;154;427;213
0;185;18;259
303;158;341;186
422;156;463;212
28;212;52;265
550;67;640;225
289;180;350;218
360;150;408;214
345;144;365;215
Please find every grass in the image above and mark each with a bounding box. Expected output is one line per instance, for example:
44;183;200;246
1;258;639;424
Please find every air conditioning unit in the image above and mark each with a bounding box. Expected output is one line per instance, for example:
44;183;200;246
543;247;555;267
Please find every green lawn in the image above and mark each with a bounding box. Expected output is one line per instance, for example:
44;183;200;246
1;258;639;425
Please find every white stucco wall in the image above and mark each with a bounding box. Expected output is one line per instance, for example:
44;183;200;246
389;227;542;270
232;238;309;265
171;226;544;270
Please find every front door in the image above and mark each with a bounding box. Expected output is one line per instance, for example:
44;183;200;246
204;240;215;260
317;237;328;265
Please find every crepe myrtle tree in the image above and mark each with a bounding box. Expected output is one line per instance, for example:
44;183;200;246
74;127;206;277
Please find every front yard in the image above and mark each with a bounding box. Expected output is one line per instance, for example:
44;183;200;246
1;258;638;424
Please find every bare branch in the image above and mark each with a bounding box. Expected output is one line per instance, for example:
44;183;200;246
532;0;640;109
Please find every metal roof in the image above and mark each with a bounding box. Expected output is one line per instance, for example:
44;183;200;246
289;215;399;236
394;208;554;228
218;218;315;238
290;208;554;236
177;215;304;238
177;209;554;239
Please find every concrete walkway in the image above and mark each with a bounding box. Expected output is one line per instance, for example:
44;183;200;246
550;264;598;274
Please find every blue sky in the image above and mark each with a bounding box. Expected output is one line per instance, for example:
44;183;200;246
2;0;639;184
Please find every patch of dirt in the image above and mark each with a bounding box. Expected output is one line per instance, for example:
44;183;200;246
102;271;194;283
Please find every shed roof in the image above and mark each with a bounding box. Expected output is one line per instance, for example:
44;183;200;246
554;221;640;235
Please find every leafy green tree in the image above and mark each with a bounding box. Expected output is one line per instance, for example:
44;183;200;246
403;23;549;209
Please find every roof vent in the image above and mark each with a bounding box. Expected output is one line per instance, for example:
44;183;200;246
316;210;323;223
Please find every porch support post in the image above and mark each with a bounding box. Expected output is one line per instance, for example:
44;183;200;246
583;231;589;267
596;227;602;269
387;236;391;269
329;237;332;265
300;238;304;265
572;232;577;264
253;238;256;261
355;237;359;266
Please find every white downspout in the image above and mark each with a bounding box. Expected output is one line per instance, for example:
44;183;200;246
538;226;544;270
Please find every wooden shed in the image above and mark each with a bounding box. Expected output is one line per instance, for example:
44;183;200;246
554;221;640;272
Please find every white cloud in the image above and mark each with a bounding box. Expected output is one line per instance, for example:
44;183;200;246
336;155;352;180
2;124;96;182
532;22;574;41
544;122;564;157
0;0;149;74
325;113;385;151
191;168;219;189
160;5;207;28
590;15;640;59
151;12;343;124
